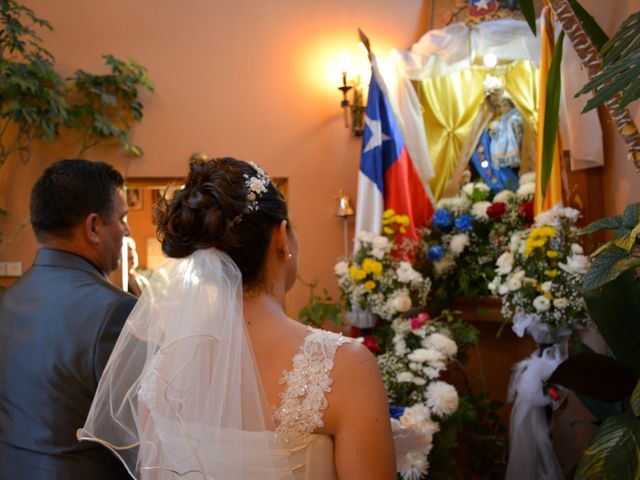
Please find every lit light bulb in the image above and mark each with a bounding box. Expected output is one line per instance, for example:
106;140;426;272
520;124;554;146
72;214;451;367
483;53;497;68
339;52;350;75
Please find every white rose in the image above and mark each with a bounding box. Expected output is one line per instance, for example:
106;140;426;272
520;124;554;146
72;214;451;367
356;231;374;244
472;201;491;220
498;284;510;295
516;182;535;198
413;377;427;386
559;255;590;275
397;372;414;383
507;277;522;291
533;295;551;312
571;243;584;255
390;294;412;313
511;270;525;281
423;333;458;357
449;233;469;256
408;348;444;364
519;172;535;185
493;190;515;203
561;208;580;222
553;297;569;309
541;281;553;292
334;260;348;277
496;251;514;275
372;235;389;252
475;182;490;193
396;262;422;283
462;183;475;196
535;210;556;226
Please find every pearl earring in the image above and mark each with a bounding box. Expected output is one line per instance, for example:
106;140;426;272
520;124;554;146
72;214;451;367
287;253;292;259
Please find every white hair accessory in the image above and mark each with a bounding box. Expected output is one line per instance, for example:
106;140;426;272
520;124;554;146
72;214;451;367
232;161;272;225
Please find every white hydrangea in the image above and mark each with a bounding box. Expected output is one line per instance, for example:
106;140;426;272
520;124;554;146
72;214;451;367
408;348;445;364
496;251;514;275
559;255;590;275
425;381;459;418
449;233;469;256
535;210;557;226
397;261;422;283
517;182;535;198
334;260;348;277
356;231;374;244
493;190;515;203
422;332;458;357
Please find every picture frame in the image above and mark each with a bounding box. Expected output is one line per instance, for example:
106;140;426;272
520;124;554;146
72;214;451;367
126;188;143;210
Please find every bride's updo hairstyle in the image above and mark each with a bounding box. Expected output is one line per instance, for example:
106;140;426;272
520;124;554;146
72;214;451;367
157;157;289;289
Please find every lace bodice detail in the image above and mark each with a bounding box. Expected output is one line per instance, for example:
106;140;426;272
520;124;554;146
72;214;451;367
273;328;349;447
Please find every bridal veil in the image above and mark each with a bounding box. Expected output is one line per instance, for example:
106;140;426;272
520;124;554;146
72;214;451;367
78;248;294;479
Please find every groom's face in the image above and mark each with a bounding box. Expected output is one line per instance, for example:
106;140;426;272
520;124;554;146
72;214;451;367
96;189;130;273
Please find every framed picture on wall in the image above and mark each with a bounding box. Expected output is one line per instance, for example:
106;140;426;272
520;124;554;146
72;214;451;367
126;188;143;210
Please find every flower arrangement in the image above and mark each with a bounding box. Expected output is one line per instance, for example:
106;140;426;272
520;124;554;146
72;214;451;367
334;210;431;323
489;206;591;342
416;174;535;302
378;312;460;479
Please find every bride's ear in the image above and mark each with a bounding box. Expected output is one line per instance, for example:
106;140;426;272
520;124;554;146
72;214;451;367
274;220;290;260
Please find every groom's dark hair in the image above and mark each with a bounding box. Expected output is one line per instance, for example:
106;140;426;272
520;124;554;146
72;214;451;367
30;159;125;242
157;157;289;289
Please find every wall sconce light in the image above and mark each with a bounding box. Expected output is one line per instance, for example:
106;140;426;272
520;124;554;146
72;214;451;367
338;52;365;137
336;189;355;259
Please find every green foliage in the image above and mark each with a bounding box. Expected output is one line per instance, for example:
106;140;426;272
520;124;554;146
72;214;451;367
516;0;536;36
581;203;640;290
540;31;564;200
298;284;341;328
583;270;640;376
0;0;53;62
69;55;154;157
576;414;640;480
577;12;640;112
568;0;609;51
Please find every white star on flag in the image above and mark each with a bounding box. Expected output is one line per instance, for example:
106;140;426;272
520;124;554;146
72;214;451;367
363;116;390;153
474;0;490;11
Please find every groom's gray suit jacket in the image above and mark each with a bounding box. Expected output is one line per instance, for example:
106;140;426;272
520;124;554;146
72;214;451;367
0;248;136;480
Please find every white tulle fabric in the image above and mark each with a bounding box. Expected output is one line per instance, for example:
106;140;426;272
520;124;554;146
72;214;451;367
78;249;294;479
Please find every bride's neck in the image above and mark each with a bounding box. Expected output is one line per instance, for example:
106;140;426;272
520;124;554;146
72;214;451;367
243;292;287;325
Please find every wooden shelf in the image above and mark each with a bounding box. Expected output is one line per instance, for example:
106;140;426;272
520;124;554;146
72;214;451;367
449;297;505;323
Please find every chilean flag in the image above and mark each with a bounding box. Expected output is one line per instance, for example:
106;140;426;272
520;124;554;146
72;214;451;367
355;60;434;240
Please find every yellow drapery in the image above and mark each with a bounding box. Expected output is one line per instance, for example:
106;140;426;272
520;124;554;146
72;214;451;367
534;7;564;214
417;61;539;199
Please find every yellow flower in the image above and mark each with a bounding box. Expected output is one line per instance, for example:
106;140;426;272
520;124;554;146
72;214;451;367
362;258;383;277
544;292;553;300
364;280;376;290
545;269;559;278
349;265;366;281
383;209;396;219
546;250;559;258
383;226;393;235
399;226;407;234
396;215;410;226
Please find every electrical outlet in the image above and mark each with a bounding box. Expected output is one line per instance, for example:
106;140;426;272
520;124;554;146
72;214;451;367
5;262;22;277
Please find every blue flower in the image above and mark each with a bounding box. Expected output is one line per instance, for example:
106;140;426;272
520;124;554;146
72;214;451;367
427;245;444;262
389;405;405;419
454;214;473;232
432;209;452;228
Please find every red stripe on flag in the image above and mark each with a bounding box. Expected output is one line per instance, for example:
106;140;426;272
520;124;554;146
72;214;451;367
383;147;434;240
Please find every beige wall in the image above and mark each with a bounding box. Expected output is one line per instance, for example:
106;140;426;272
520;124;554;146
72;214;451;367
0;0;431;310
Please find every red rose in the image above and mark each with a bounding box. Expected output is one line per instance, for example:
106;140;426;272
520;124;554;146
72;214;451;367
547;386;560;401
363;335;381;354
487;202;507;221
519;201;534;225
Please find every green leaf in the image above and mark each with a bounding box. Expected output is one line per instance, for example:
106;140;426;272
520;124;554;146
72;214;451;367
549;353;637;402
576;413;640;480
580;214;623;235
517;0;537;36
632;378;640;417
568;0;609;50
583;270;640;376
540;31;564;200
623;203;640;229
584;245;640;291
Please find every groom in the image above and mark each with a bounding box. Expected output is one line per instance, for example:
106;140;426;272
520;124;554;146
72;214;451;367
0;160;136;479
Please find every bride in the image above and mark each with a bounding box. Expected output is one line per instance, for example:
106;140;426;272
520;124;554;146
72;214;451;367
78;157;396;479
